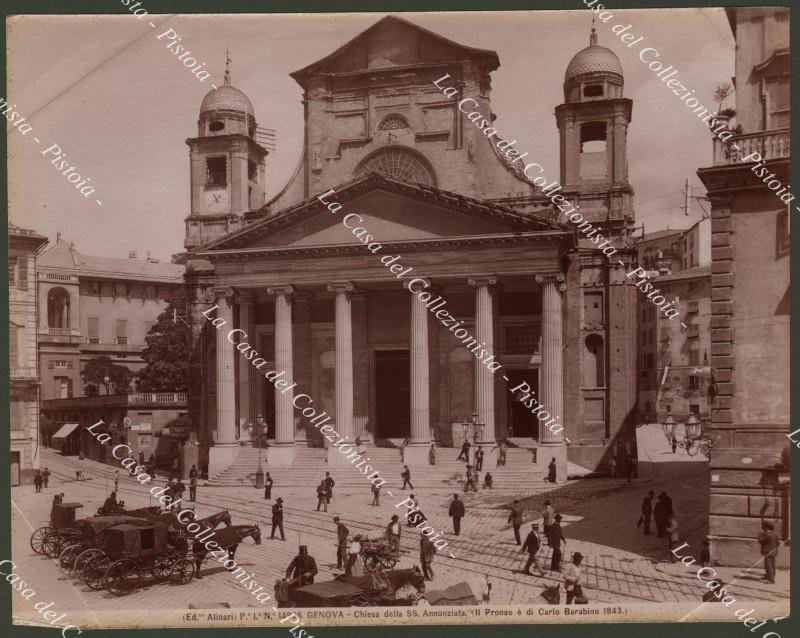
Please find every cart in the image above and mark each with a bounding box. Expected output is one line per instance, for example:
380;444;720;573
360;537;399;572
57;516;152;577
30;502;84;558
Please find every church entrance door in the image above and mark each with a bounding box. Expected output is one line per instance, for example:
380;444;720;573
507;369;539;439
373;349;410;440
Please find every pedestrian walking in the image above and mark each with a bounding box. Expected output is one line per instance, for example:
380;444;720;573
113;470;120;492
448;493;465;536
456;440;471;462
34;471;43;493
189;474;197;502
405;494;419;526
508;498;523;545
463;465;477;492
521;523;545;576
323;472;335;501
264;472;273;500
385;515;401;554
400;437;409;463
483;472;493;489
547;457;557;483
475;447;484;471
428;443;436;466
271;497;285;540
666;514;680;561
638;490;654;534
759;521;779;584
189;464;198;480
316;480;330;512
564;552;586;604
542;500;555;543
550;514;566;572
653;493;669;537
371;482;381;506
334;516;349;570
497;441;507;467
401;465;414;490
42;468;51;488
285;545;318;586
347;535;364;577
420;535;436;581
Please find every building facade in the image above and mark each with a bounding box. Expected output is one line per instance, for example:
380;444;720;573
9;224;48;485
696;7;790;566
36;239;184;402
185;16;640;477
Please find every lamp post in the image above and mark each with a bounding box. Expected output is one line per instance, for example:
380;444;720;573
254;414;265;489
686;413;701;440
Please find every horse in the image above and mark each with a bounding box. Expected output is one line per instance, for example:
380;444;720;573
278;566;426;608
193;524;261;578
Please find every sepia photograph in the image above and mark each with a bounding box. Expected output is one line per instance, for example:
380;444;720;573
4;3;793;636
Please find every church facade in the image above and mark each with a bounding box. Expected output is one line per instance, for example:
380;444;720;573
184;16;639;477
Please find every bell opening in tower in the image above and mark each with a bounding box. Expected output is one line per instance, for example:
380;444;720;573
579;121;608;181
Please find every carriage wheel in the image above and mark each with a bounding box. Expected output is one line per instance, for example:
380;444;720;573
379;553;397;569
74;548;104;578
30;527;51;555
105;559;141;596
83;554;110;591
43;532;65;559
170;558;195;585
58;544;82;575
151;553;178;581
365;554;381;573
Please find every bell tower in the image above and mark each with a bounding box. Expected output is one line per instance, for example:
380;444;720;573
185;54;268;249
555;24;634;234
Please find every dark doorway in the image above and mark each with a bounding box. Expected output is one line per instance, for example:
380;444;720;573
374;349;410;439
507;369;539;439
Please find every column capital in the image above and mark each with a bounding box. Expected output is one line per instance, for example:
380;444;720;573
213;286;236;299
467;276;498;288
267;284;295;298
327;281;356;294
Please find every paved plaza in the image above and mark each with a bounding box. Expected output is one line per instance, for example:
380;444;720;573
11;425;789;617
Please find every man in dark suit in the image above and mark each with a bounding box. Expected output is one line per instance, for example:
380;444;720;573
285;546;318;586
639;490;655;535
334;516;349;570
323;472;335;500
507;498;524;545
420;536;436;581
521;523;544;576
271;497;285;540
264;472;273;500
550;514;566;572
759;521;779;584
401;466;414;490
448;494;465;536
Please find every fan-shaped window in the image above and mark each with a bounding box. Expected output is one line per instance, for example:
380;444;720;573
354;148;436;186
379;114;410;131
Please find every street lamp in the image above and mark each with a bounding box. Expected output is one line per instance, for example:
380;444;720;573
686;413;701;440
662;414;676;442
255;414;265;489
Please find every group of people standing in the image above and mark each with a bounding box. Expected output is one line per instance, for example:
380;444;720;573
511;499;568;574
33;467;51;492
638;490;681;560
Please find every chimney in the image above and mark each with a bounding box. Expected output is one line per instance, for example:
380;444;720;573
129;250;137;259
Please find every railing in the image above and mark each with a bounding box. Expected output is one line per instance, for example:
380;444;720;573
44;273;78;282
42;392;188;410
128;392;187;405
43;327;80;336
713;128;790;166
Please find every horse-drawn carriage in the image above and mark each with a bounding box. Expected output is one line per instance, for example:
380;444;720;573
30;502;85;558
275;567;425;608
82;521;195;595
57;515;154;577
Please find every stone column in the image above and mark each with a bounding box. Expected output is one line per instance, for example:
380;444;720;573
293;292;313;445
267;285;297;466
468;277;497;446
237;293;255;443
327;282;355;464
352;291;371;445
208;287;240;477
405;283;431;464
539;276;565;444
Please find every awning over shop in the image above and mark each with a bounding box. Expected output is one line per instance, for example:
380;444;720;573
52;422;81;440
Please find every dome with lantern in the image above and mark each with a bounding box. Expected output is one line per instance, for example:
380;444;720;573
563;27;624;103
197;53;257;137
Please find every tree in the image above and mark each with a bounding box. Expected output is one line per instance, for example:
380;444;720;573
136;302;190;392
82;355;133;395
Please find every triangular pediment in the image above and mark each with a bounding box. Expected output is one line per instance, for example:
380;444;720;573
199;172;566;254
290;15;499;86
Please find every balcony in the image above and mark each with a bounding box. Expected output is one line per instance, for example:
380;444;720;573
42;392;188;410
713;128;789;166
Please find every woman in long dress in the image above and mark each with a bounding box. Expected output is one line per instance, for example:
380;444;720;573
348;535;365;577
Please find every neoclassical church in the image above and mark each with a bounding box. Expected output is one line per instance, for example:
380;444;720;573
184;16;639;476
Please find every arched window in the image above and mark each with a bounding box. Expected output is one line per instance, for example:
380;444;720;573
583;334;605;388
47;287;70;330
378;114;410;131
354;147;436;186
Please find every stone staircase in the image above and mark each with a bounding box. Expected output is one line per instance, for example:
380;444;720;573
205;444;553;489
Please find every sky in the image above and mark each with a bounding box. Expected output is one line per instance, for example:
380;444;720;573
7;8;734;261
